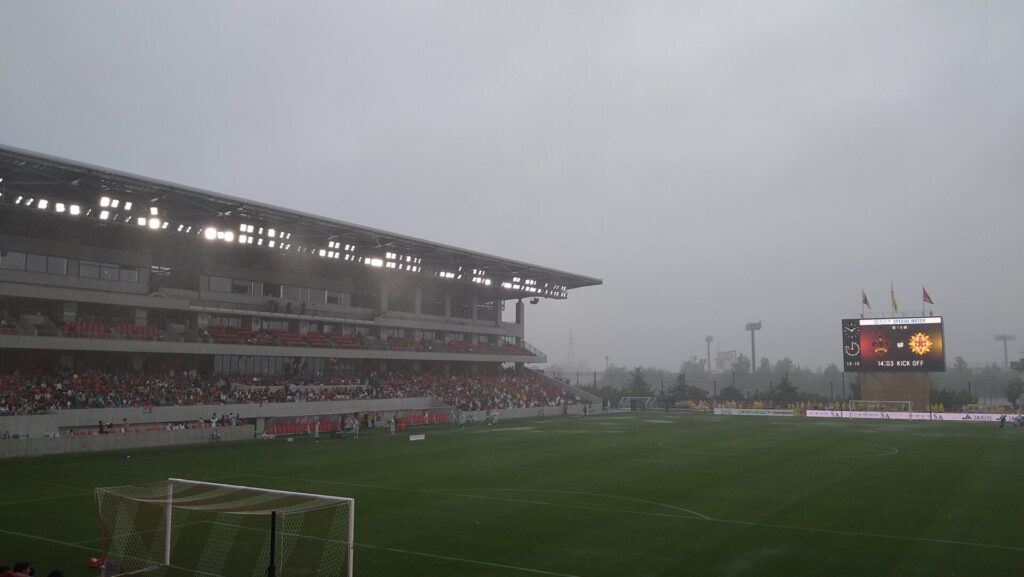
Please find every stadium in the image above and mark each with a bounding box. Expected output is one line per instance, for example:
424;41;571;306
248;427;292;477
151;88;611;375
2;147;1024;577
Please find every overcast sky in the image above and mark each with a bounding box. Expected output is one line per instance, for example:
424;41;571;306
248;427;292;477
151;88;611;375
2;1;1023;372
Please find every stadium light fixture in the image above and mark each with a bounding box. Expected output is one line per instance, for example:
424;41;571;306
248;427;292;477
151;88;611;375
110;199;120;208
148;218;161;230
37;199;48;210
204;227;218;240
99;210;110;220
100;196;111;207
268;229;276;238
150;207;159;216
56;203;65;213
137;217;147;226
268;240;276;248
162;221;169;229
124;201;132;211
14;196;23;204
257;238;264;246
70;204;81;215
224;231;234;243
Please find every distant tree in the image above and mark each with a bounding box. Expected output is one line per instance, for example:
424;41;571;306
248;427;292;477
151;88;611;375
1005;377;1023;408
930;386;975;411
580;384;623;405
847;375;861;400
773;374;799;403
717;385;744;402
731;354;751;375
627;367;654;397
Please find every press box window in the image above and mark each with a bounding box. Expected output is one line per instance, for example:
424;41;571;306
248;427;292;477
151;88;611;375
0;251;26;271
26;253;48;273
208;276;232;293
79;260;100;279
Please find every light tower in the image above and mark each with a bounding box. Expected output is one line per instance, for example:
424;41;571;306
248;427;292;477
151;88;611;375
995;334;1016;368
705;335;713;375
745;322;762;370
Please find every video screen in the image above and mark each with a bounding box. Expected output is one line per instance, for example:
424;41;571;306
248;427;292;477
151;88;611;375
842;317;945;372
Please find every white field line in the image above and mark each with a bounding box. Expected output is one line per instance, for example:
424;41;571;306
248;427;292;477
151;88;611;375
0;491;92;508
245;474;1024;554
356;543;584;577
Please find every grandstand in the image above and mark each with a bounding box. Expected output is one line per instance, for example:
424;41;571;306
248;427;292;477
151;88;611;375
0;145;601;447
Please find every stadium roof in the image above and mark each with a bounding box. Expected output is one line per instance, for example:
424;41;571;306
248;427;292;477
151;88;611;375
0;144;601;299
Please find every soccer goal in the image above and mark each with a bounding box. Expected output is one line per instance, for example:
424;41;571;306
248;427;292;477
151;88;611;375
848;400;913;414
617;397;658;411
95;478;354;577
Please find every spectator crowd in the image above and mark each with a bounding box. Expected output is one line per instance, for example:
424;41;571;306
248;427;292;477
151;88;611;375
0;368;579;416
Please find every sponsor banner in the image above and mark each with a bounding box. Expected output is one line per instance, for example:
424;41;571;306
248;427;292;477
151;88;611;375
714;408;795;417
805;410;1010;422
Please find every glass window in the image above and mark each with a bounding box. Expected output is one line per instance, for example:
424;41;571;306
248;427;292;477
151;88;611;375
119;267;139;283
100;263;119;281
282;285;302;301
0;251;26;271
208;276;232;293
26;253;48;273
307;288;326;304
231;280;253;295
79;260;100;279
47;256;67;276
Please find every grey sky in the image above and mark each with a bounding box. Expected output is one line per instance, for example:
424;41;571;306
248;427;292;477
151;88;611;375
2;1;1023;371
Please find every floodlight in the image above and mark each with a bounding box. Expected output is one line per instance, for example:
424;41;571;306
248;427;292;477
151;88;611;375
100;196;111;207
162;221;169;229
70;205;81;215
204;227;218;240
239;234;248;243
246;225;254;233
224;231;234;242
268;229;276;238
177;224;184;232
111;199;120;208
99;210;110;220
137;218;147;226
269;240;276;248
150;207;159;216
14;196;23;204
257;238;263;246
148;218;161;230
56;203;65;213
37;199;48;209
370;258;384;267
239;223;247;231
124;202;132;211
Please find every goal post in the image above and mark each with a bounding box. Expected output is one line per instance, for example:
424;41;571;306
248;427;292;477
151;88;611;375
95;478;354;577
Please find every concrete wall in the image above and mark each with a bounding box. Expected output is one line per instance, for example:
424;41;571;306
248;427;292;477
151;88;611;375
0;425;253;459
860;372;930;411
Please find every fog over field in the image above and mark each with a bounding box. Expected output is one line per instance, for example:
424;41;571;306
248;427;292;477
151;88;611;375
2;1;1023;372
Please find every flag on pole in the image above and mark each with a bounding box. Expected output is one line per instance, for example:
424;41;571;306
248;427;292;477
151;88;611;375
922;286;934;305
890;282;898;313
861;290;871;309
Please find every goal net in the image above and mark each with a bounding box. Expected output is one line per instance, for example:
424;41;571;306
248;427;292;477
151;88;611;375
95;478;354;577
617;397;658;411
848;400;912;414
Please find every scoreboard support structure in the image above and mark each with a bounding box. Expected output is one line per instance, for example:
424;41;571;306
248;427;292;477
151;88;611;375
859;372;929;412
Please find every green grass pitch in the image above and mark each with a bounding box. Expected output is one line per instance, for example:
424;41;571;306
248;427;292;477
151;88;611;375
2;413;1023;576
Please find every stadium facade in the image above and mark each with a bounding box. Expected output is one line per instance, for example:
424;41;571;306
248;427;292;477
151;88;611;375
0;145;600;377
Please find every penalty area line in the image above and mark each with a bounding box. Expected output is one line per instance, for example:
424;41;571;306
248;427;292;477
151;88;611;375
356;543;583;577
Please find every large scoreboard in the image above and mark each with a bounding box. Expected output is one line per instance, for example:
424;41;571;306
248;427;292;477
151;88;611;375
842;317;945;372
